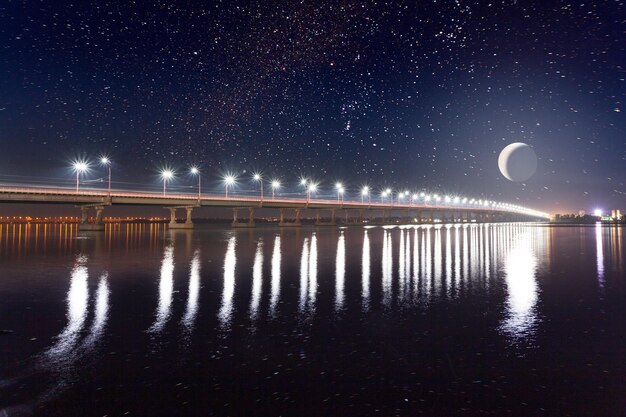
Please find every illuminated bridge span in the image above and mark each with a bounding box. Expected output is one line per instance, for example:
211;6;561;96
0;185;550;231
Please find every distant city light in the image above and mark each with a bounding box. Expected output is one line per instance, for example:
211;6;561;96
594;209;602;216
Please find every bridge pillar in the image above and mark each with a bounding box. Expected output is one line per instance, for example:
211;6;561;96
80;206;89;225
78;205;106;231
315;208;336;226
232;207;256;228
168;206;194;229
248;208;255;226
185;207;194;225
279;208;302;227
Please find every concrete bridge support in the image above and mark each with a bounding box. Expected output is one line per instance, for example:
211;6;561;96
315;208;336;226
167;206;196;229
232;207;256;228
78;204;107;231
279;208;302;227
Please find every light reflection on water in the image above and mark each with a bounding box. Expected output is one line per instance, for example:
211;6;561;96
269;236;281;317
218;235;237;329
148;245;174;333
335;232;345;311
181;250;201;333
3;222;626;414
500;230;539;340
361;230;370;310
45;255;90;360
250;240;264;321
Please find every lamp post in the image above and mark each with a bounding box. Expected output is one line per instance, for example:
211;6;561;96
361;186;369;204
254;173;263;200
307;183;317;203
100;157;111;197
271;180;280;199
335;182;343;203
73;161;89;194
161;170;173;196
190;167;201;200
300;178;308;200
224;175;235;198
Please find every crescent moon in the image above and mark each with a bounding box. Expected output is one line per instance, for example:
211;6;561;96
498;142;537;182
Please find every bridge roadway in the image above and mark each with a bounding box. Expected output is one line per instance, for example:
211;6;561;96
0;185;549;230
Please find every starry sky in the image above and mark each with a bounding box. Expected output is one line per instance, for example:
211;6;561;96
1;0;624;213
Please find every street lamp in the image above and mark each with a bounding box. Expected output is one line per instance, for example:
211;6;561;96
300;178;308;199
100;157;111;196
253;173;263;200
224;175;236;198
386;188;392;204
73;161;89;194
271;180;280;199
361;186;369;204
161;169;173;196
190;166;201;199
335;182;343;202
307;183;317;203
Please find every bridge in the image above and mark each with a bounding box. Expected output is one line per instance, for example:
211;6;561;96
0;185;550;231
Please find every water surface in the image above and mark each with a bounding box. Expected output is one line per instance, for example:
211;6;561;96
0;223;624;416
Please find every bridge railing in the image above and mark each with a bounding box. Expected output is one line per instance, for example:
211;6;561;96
0;184;550;218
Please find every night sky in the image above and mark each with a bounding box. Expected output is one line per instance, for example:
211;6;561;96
1;0;624;213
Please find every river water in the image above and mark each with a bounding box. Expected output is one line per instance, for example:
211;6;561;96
0;223;624;416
